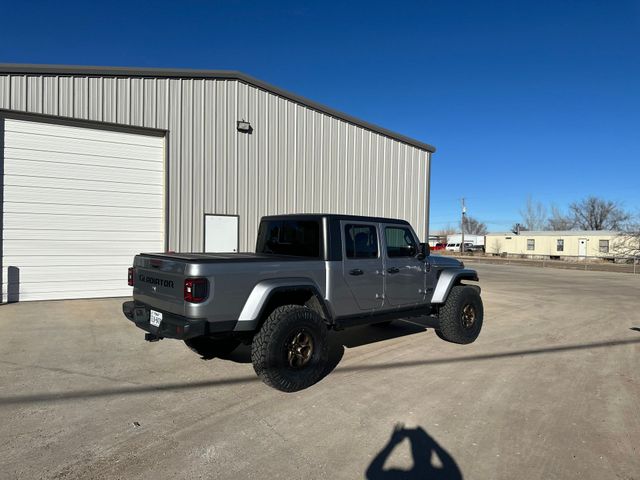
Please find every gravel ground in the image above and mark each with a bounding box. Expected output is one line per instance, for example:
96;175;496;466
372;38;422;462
0;263;639;479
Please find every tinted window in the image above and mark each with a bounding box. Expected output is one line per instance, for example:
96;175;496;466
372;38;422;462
256;220;320;257
344;224;378;259
385;226;417;258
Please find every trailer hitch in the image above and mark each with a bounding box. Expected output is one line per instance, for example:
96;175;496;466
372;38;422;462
145;333;164;342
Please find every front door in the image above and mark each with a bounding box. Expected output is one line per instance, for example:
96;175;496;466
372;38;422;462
342;222;384;311
578;238;587;258
383;224;426;307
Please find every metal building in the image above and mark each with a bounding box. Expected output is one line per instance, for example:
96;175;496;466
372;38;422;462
0;64;435;301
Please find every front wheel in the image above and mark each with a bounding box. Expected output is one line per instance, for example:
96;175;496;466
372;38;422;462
251;305;328;392
437;285;483;344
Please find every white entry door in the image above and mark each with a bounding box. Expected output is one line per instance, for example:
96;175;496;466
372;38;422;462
204;215;238;253
578;238;587;258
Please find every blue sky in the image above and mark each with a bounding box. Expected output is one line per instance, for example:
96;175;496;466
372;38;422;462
1;0;638;232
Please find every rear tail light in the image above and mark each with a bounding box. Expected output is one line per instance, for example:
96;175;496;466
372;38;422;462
128;267;135;286
184;278;209;303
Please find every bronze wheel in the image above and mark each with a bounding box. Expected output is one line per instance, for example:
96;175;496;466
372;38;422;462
286;330;314;369
438;285;483;344
461;304;476;329
251;305;328;392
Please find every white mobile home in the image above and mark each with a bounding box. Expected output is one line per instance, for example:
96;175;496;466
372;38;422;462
485;231;620;259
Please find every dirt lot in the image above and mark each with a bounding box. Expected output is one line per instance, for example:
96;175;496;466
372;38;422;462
1;264;639;480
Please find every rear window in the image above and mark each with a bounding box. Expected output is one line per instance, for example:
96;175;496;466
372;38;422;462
344;224;378;259
256;220;321;258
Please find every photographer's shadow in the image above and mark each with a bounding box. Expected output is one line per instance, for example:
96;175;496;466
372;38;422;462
366;424;463;480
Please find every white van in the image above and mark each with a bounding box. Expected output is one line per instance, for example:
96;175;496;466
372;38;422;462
446;242;473;252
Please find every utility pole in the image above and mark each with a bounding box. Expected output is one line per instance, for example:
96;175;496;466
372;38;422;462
461;198;466;254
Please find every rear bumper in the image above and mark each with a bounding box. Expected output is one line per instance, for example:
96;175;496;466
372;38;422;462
122;301;237;340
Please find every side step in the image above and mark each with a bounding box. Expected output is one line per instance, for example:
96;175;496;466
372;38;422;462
334;306;435;330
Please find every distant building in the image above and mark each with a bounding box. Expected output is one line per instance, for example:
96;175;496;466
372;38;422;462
485;231;620;259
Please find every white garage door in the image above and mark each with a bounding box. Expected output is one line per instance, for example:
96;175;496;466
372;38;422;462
1;118;165;302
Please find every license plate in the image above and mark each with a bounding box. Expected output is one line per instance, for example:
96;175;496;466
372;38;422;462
150;310;162;327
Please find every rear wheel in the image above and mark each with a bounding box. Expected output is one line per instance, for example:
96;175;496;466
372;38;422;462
251;305;328;392
437;285;483;344
184;336;240;359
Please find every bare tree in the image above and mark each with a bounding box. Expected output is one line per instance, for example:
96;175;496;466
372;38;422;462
461;216;487;235
520;195;547;231
511;223;527;235
433;223;457;237
614;218;640;258
568;196;630;230
547;204;575;231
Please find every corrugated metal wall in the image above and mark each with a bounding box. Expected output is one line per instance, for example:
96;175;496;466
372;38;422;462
0;74;431;252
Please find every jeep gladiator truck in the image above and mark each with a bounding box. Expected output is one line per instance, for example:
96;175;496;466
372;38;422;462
123;214;483;392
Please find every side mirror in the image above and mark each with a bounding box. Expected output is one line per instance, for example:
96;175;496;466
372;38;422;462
416;242;428;260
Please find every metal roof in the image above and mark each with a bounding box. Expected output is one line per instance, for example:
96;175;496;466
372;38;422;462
0;63;436;153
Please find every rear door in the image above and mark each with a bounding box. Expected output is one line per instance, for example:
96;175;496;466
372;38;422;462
341;221;384;311
382;224;426;307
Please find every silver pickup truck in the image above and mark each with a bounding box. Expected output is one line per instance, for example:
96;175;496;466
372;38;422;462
123;214;483;392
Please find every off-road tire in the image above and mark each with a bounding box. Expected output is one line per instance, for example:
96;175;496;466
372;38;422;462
251;305;328;392
184;337;241;359
437;285;483;344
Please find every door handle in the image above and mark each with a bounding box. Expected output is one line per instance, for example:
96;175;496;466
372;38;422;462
387;267;400;274
349;269;364;276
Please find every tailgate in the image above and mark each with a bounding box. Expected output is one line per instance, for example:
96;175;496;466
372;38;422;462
132;255;186;316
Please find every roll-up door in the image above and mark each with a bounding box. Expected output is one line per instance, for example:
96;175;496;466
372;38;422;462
1;118;165;301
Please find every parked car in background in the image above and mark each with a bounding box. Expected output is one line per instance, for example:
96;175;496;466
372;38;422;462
447;234;485;248
445;242;473;252
430;243;446;251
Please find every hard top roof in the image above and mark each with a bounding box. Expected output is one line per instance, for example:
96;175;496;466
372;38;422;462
261;213;411;225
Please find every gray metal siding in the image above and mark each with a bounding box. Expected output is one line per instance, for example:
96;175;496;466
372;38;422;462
0;74;431;253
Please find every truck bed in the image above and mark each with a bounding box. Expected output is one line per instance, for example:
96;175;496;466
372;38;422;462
140;252;316;263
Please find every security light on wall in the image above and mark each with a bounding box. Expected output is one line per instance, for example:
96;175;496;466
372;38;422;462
237;120;253;133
